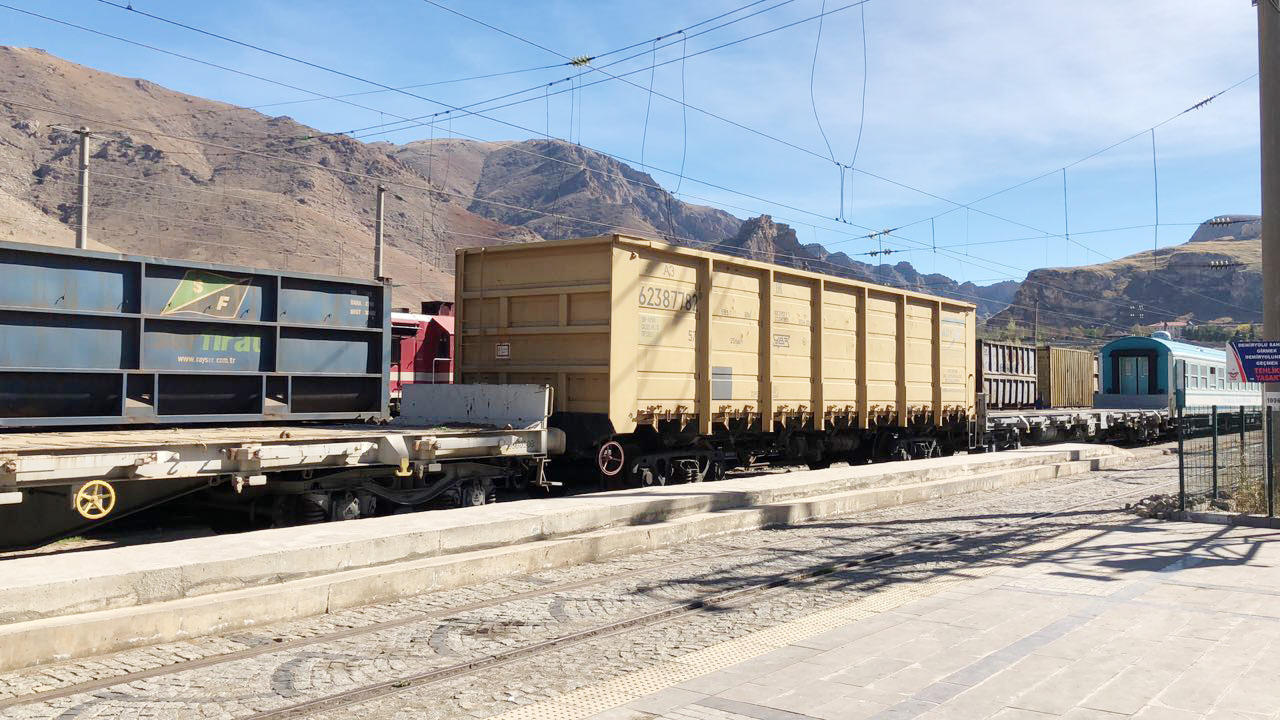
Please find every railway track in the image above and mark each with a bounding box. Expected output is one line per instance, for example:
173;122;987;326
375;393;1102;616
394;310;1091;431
244;467;1179;720
0;457;1178;719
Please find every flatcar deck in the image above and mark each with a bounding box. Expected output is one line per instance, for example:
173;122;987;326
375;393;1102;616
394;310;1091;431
0;421;551;490
984;407;1170;449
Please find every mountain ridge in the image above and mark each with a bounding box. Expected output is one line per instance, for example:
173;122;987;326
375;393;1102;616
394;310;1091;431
990;215;1263;337
5;44;1249;333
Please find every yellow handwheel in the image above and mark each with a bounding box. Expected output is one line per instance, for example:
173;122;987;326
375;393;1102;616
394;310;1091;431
74;480;117;520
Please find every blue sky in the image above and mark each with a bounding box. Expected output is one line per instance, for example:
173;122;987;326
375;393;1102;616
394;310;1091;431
0;0;1262;284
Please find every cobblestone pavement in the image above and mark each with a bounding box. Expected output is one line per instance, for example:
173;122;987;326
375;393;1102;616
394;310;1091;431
0;457;1181;720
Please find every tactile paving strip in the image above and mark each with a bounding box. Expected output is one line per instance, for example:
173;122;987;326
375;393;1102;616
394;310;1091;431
491;526;1098;720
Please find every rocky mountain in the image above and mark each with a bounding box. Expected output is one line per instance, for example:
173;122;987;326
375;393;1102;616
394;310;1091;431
990;215;1263;335
0;47;553;304
393;139;742;243
715;215;1021;317
0;46;1014;314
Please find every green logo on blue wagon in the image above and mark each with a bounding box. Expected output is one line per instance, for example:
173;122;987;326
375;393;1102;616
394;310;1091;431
162;270;251;318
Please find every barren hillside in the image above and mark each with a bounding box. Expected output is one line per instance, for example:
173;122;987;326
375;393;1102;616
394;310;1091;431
0;46;1066;320
0;46;542;305
990;216;1263;334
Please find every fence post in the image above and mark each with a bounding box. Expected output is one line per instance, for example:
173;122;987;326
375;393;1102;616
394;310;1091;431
1268;407;1276;518
1177;405;1186;511
1211;405;1219;499
1241;405;1247;469
1241;405;1248;499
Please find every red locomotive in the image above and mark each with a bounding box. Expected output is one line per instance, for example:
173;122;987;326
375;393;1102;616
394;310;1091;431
391;301;455;410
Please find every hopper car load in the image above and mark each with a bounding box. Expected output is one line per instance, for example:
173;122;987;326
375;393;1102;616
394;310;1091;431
454;234;979;486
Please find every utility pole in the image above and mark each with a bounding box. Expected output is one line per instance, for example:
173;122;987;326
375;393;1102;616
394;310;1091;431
1033;298;1040;347
373;184;386;280
1260;0;1280;471
74;127;90;249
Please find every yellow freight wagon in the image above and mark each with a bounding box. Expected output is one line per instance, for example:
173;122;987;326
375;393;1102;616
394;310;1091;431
456;235;976;485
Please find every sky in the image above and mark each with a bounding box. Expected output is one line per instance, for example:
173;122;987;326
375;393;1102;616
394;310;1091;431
0;0;1263;285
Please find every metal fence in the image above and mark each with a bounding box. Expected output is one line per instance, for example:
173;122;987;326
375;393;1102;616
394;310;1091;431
1178;406;1277;515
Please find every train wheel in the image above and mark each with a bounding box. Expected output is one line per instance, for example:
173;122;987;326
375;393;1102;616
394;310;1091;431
597;440;627;479
709;458;726;482
652;459;673;486
626;463;657;488
458;481;488;507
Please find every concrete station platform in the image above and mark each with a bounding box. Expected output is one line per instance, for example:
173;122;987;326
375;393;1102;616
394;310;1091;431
0;443;1168;672
566;516;1280;720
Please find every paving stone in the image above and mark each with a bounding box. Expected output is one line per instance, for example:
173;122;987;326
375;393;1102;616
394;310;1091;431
626;688;709;715
0;457;1217;720
674;669;764;696
826;658;914;688
697;696;822;720
1078;664;1181;715
987;709;1057;719
1057;708;1128;719
809;694;888;720
1131;704;1202;719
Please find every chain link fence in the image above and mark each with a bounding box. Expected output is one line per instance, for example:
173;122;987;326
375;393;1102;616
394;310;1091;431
1178;405;1276;515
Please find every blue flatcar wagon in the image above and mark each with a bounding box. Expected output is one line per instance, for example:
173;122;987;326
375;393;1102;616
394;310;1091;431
1095;331;1263;411
0;241;391;427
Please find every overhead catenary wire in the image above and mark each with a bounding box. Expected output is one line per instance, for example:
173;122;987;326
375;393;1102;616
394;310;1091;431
4;3;876;247
0;3;443;134
808;0;837;164
1150;128;1160;271
87;0;1256;289
640;39;658;172
5;6;1260;321
663;32;690;240
82;0;1222;284
0;98;1152;333
64;118;1264;327
880;73;1259;242
1061;168;1070;267
847;1;868;170
6;96;1235;330
268;0;873;158
113;61;572;127
176;0;809;148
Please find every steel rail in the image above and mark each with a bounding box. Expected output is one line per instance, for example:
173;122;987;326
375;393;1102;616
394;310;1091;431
0;458;1175;711
244;466;1179;719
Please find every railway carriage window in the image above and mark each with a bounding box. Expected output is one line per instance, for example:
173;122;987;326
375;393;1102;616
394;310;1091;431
1189;364;1199;389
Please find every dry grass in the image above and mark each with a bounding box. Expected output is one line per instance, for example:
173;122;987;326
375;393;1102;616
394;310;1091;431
1222;454;1270;515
